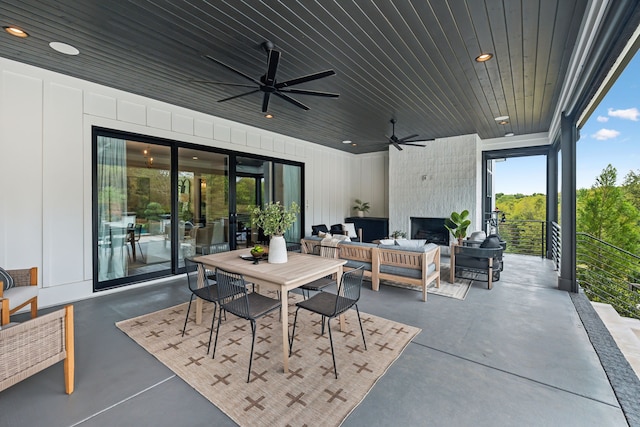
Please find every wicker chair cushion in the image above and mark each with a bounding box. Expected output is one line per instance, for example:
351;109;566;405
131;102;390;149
0;268;14;290
3;286;38;309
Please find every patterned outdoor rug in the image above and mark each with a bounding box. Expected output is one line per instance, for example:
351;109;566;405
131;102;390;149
116;292;420;427
379;265;472;300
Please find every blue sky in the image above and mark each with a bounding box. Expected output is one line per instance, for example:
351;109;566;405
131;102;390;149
495;50;640;195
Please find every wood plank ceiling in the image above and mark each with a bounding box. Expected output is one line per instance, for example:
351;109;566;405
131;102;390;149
0;0;587;154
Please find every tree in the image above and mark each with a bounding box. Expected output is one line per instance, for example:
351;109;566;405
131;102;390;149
623;169;640;212
577;164;640;252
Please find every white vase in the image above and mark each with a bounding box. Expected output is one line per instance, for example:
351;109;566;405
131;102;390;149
268;235;288;264
357;210;364;217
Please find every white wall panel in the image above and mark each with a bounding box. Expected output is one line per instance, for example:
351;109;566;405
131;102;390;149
172;114;194;135
147;108;171;130
85;92;117;119
0;72;43;271
247;132;260;148
273;138;285;153
214;124;231;142
194;119;214;139
261;136;274;151
231;128;246;145
43;83;84;287
117;100;146;124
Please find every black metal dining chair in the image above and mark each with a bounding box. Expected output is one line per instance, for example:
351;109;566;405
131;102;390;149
298;244;339;299
181;258;220;354
289;266;366;379
212;267;281;383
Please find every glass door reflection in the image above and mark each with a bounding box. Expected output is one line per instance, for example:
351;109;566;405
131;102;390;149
177;148;229;267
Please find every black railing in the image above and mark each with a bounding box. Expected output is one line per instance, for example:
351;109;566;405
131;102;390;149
576;233;640;319
493;220;547;258
551;221;561;271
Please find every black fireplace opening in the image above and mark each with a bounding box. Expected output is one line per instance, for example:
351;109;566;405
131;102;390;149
410;217;449;246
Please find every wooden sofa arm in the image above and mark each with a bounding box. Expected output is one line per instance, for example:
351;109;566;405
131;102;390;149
0;305;74;394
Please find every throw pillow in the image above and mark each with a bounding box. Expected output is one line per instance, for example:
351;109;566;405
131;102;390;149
0;267;15;291
318;231;332;238
342;223;358;238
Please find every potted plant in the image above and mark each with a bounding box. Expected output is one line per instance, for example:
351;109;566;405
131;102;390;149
353;199;370;217
390;230;407;239
444;210;471;245
251;201;300;263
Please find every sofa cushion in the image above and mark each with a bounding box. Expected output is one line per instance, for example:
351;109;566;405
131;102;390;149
378;244;430;253
339;240;378;248
395;239;426;248
303;235;323;241
0;267;14;290
344;260;372;271
380;262;436;279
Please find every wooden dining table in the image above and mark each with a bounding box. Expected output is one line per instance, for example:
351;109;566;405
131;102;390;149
194;249;346;373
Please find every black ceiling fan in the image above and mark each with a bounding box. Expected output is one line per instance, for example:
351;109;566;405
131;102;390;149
384;119;430;151
193;41;339;113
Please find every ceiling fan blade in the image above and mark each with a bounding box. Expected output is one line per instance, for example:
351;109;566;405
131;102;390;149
217;89;260;103
392;142;403;151
278;88;339;98
275;69;336;88
264;49;280;86
261;92;271;112
398;134;419;142
400;142;429;147
202;54;262;86
274;92;310;110
189;79;256;88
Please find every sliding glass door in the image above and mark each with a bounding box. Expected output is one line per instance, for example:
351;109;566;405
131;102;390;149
93;128;303;291
177;148;229;266
95;135;172;289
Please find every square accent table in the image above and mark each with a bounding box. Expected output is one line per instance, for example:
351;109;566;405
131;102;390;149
195;249;346;373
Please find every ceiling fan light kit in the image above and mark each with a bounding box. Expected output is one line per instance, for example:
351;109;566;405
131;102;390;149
198;40;339;113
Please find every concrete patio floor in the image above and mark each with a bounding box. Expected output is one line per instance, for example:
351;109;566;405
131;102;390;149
1;253;637;426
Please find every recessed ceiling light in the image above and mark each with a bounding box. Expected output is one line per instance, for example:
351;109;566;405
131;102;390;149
475;53;493;62
264;113;273;119
192;156;199;160
49;41;79;55
351;143;357;146
498;120;509;125
342;140;352;144
505;132;515;137
3;26;29;38
494;115;509;121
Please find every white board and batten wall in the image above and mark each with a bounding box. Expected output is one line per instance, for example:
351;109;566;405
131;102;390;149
0;57;388;307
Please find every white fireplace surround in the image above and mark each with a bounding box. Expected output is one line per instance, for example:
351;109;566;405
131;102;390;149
388;134;483;243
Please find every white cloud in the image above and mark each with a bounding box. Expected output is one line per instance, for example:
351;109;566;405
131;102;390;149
596;115;609;122
607;107;640;121
592;128;620;140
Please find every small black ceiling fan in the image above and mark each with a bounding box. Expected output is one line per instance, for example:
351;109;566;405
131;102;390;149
193;41;339;113
384;119;430;150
